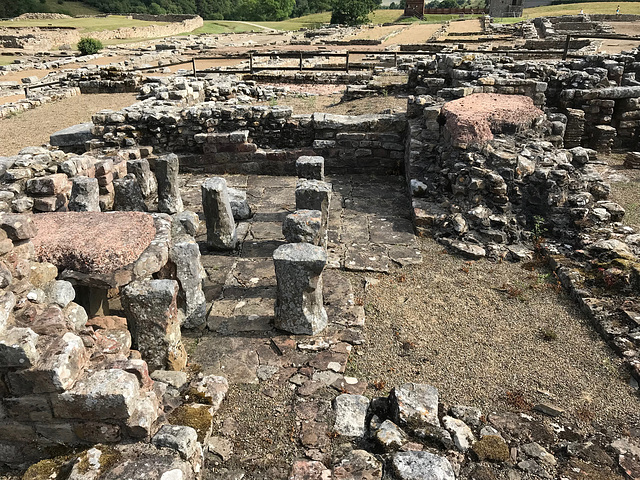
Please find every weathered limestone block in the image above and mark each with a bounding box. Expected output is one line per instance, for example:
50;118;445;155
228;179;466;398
393;451;455;480
68;176;100;212
52;369;141;420
296;155;325;180
156;154;184;215
169;234;206;330
173;211;200;237
282;210;322;245
128;158;157;198
201;177;237;251
228;187;251;221
113;174;147;212
0;213;37;241
122;279;187;372
26;174;69;196
152;425;199;461
295;179;331;246
127;391;160;438
273;243;328;335
9;332;87;394
334;394;370;437
390;383;440;430
0;291;16;332
0;327;39;368
44;280;75;308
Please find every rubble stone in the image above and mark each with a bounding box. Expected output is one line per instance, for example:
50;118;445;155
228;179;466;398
156;154;184;215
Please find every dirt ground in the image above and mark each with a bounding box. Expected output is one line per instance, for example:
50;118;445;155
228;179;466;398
256;94;407;115
0;92;137;156
354;238;640;427
447;18;483;34
383;23;443;45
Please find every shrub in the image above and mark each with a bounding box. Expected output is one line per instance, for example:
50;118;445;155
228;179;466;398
77;37;103;56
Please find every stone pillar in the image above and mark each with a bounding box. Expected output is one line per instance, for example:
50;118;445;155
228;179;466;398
127;158;157;198
68;176;100;212
113;174;147;212
296;155;325;181
295;179;331;248
273;243;328;335
283;210;322;245
122;279;186;372
156;154;184;215
201;177;237;250
169;229;206;330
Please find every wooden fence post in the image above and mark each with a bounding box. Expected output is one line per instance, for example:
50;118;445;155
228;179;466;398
192;58;197;77
563;34;571;60
346;52;350;73
299;51;303;71
249;53;254;74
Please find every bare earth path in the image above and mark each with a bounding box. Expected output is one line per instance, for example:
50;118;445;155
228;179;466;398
0;92;137;156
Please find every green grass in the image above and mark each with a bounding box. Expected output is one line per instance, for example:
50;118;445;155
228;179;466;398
0;15;170;33
0;56;16;66
258;11;332;30
492;17;525;23
190;21;265;35
524;1;640;16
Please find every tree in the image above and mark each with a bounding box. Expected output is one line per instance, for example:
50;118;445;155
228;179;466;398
439;0;459;7
330;0;379;25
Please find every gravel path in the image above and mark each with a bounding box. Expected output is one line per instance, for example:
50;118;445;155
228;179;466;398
0;92;138;156
351;236;640;428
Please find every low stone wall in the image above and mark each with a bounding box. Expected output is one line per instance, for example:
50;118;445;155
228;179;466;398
408;50;640;148
90;102;407;175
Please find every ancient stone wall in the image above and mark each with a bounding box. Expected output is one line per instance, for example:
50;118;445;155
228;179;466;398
90;103;407;175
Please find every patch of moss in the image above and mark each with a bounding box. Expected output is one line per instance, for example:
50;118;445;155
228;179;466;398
472;435;510;462
75;445;122;475
169;404;213;442
22;454;75;480
183;386;212;405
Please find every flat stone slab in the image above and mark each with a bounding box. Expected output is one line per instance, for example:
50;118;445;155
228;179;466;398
49;122;94;147
442;93;543;147
32;212;157;275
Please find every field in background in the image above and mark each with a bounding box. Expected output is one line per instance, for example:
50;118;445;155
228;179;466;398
0;15;170;32
190;21;265;35
523;1;640;16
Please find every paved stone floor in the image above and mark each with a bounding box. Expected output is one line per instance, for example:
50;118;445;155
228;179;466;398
178;173;421;385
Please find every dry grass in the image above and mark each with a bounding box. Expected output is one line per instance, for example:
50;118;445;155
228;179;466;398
0;92;137;156
349;236;640;427
257;94;407;115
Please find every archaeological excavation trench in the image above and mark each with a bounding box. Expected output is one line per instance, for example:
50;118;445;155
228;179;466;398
1;10;640;480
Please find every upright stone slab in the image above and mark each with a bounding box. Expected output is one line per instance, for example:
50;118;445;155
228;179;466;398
127;159;157;198
296;156;325;180
273;243;327;335
169;230;206;330
156;154;183;214
201;177;237;251
283;210;322;245
121;279;186;372
113;174;147;212
68;176;100;212
295;179;331;248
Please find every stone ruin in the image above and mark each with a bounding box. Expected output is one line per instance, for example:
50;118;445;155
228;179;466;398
2;20;640;479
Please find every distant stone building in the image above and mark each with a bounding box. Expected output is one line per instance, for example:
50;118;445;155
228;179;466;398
488;0;523;17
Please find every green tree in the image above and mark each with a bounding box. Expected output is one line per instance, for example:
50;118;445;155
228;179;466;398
330;0;380;25
439;0;459;7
